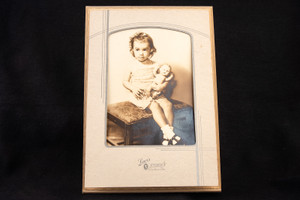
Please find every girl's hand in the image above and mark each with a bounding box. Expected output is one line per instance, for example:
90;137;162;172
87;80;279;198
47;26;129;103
132;87;145;99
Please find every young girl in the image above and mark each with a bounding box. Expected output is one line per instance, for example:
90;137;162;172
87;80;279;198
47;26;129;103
123;32;180;145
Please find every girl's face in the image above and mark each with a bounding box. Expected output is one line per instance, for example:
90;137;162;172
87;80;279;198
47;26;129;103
133;40;151;62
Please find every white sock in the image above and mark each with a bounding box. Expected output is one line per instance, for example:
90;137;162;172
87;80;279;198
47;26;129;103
161;125;175;140
161;125;170;139
161;124;170;132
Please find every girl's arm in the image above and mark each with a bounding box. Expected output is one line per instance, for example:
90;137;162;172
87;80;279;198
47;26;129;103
152;81;168;92
152;73;174;91
153;65;160;76
122;70;144;99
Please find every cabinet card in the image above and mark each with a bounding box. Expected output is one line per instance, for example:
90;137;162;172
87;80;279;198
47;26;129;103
83;6;221;193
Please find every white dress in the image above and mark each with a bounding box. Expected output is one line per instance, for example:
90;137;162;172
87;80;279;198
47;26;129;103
128;60;158;109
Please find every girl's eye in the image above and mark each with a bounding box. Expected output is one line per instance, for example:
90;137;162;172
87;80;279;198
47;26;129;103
135;48;139;51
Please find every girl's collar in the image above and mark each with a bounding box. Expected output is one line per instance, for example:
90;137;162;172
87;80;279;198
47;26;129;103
133;58;156;66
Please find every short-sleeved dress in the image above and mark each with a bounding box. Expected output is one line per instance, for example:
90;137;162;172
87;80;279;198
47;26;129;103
128;60;169;109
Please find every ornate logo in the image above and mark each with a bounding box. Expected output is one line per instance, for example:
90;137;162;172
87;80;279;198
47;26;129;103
138;158;166;170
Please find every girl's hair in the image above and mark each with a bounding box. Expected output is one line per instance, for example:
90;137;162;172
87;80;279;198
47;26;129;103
129;32;157;57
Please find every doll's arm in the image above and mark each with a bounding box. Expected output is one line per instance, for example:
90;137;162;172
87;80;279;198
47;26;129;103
165;72;174;82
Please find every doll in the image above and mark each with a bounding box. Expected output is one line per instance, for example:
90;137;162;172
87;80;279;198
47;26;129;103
146;64;174;99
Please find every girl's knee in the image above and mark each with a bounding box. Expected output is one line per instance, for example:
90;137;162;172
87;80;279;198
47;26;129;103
162;100;173;110
149;101;160;111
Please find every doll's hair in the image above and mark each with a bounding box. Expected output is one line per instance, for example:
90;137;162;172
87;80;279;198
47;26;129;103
129;32;157;57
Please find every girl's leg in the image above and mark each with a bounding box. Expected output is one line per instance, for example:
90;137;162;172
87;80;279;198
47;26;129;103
148;101;168;128
157;98;174;126
157;98;181;145
148;101;177;145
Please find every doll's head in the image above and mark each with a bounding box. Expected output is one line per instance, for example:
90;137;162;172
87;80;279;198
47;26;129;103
158;64;171;77
129;32;156;62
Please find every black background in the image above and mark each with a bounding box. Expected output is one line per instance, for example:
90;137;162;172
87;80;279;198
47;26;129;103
1;0;299;199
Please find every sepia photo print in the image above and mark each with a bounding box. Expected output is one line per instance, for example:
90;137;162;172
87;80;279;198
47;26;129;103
106;29;196;146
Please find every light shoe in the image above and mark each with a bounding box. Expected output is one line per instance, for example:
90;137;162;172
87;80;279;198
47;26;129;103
162;139;169;146
171;135;181;145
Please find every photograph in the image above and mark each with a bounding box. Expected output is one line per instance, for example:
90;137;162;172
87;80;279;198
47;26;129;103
106;29;196;146
83;6;221;192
